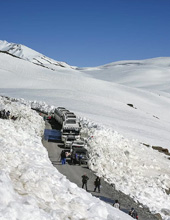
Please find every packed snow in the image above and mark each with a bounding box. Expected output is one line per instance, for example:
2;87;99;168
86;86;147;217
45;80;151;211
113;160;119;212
0;40;170;219
81;120;170;219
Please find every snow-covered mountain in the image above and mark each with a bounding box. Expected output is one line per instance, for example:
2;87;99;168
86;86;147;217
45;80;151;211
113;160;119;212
80;57;170;94
0;40;170;151
0;40;170;219
0;40;76;70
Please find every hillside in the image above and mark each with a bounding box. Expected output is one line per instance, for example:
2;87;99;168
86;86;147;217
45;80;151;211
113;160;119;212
80;57;170;94
0;40;76;70
0;40;170;151
0;40;170;219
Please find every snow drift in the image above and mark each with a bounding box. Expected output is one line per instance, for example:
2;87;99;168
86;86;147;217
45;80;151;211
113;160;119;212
0;96;132;220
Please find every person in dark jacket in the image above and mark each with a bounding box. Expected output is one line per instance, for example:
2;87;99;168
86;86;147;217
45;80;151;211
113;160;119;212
6;110;10;119
1;109;6;119
129;208;138;219
94;176;101;193
82;173;89;191
78;153;83;165
60;150;66;165
113;200;120;209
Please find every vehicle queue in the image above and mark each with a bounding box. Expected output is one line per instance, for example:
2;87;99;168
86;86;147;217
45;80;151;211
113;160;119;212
53;107;89;165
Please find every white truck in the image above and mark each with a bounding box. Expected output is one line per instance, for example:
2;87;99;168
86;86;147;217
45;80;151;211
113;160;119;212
62;118;81;146
63;112;77;121
54;107;69;124
54;107;82;147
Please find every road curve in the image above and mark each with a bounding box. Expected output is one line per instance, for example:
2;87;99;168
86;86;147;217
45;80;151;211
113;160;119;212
42;119;158;220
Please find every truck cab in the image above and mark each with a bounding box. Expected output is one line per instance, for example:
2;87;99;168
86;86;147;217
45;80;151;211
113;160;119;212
61;128;80;144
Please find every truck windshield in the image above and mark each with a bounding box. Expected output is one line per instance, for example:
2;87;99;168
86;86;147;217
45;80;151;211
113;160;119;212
62;129;80;135
75;151;87;155
65;120;76;124
67;115;76;118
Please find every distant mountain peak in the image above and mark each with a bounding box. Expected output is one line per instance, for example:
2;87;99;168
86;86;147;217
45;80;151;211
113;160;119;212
0;40;76;70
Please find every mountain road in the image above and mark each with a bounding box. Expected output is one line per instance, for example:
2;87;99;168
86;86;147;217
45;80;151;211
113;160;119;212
42;119;159;220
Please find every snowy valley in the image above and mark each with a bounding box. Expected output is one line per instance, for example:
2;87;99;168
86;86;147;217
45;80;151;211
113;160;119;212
0;40;170;219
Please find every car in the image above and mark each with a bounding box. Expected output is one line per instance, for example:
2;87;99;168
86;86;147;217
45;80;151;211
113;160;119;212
71;140;86;150
71;147;89;165
63;134;76;148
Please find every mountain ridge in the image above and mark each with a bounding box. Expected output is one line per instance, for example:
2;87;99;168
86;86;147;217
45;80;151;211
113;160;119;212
1;40;170;71
0;40;76;71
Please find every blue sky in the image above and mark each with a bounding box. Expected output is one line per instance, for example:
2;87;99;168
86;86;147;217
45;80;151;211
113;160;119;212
0;0;170;67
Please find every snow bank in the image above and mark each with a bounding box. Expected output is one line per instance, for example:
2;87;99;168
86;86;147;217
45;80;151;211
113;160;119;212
80;118;170;220
0;96;131;220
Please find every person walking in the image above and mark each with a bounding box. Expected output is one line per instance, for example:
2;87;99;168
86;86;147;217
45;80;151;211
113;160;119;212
113;200;120;209
129;208;138;219
2;109;6;119
60;150;66;165
94;176;101;193
6;110;10;119
78;153;83;165
82;173;89;191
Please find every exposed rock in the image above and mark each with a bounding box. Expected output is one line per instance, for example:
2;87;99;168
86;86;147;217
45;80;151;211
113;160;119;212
142;143;150;147
154;213;162;220
165;188;170;195
161;208;170;216
153;115;159;119
127;103;137;109
152;146;170;156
